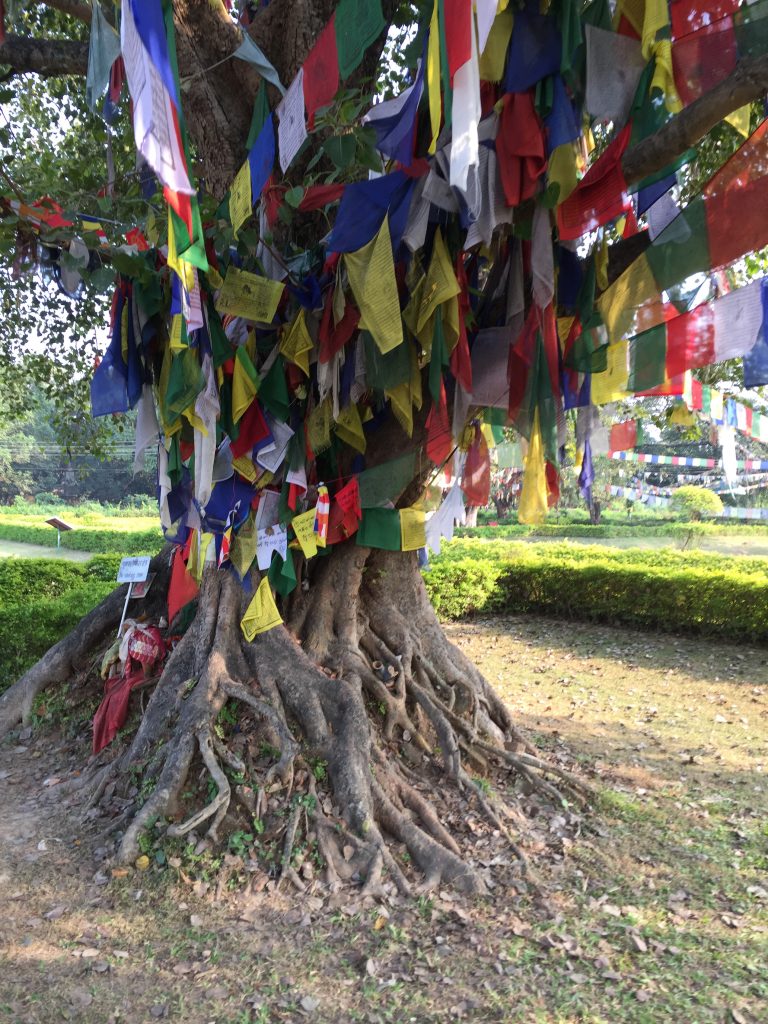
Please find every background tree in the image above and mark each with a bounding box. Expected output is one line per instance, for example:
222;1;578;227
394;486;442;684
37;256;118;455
1;0;767;893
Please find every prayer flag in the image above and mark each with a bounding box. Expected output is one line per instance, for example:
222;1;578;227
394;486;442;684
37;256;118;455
241;577;283;640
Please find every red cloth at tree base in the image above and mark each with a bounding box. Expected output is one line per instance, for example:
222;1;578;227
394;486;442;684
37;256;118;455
92;668;145;754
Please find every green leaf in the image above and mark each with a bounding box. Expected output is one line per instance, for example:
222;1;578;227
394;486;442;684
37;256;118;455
284;187;305;208
323;134;356;170
89;266;117;292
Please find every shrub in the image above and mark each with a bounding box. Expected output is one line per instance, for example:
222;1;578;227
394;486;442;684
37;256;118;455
424;541;768;641
0;581;114;692
0;520;161;554
671;486;724;521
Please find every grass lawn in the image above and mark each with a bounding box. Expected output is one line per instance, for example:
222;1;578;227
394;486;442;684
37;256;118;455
1;616;766;1023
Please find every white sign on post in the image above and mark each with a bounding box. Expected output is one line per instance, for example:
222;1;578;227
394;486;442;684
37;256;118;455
116;556;152;584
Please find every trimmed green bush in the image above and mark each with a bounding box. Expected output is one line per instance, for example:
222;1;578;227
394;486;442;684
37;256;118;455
670;486;724;521
0;521;161;554
0;554;123;606
0;581;114;691
424;541;768;641
0;555;128;691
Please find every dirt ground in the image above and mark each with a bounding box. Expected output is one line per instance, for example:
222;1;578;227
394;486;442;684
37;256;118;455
1;616;767;1024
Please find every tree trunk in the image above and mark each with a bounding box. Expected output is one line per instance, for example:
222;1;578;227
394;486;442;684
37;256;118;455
0;544;589;894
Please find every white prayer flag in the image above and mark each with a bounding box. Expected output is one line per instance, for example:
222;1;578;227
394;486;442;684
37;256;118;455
277;69;308;173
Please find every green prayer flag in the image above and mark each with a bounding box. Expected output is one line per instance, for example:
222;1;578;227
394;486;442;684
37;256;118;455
358;451;417;507
356;507;402;550
428;314;449;405
645;199;709;294
259;355;291;422
246;85;270;152
207;300;233;368
335;0;386;79
268;549;297;596
362;330;410;392
164;348;204;419
627;323;667;392
167;435;182;487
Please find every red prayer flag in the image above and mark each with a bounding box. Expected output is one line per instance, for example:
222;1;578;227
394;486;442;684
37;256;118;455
302;15;340;129
229;399;271;458
557;122;632;242
704;121;768;270
461;425;491;506
168;546;199;624
609;419;638;452
299;183;346;211
426;381;454;466
443;0;472;84
450;255;473;392
496;92;547;208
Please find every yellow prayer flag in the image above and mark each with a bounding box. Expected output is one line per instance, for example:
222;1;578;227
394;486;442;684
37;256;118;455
591;340;629;405
726;105;751;138
650;39;681;113
386;381;414;437
170;314;186;351
334;401;367;453
232;455;259;483
230;160;253;238
518;413;548;525
557;316;575;346
231;513;257;578
166;208;196;292
187;530;215;583
279;308;314;375
182;404;207;435
216;266;285;323
417;229;460;337
427;0;441;153
232;346;260;423
240;577;283;641
291;508;318;558
478;9;514;83
548;142;579;205
344;215;403;355
480;423;496;449
307;396;332;454
400;506;426;551
597;252;657;344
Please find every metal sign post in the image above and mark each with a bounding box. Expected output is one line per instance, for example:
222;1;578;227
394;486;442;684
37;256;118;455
44;517;74;549
115;557;152;639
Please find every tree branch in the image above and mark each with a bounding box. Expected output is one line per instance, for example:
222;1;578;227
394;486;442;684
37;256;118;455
622;53;768;186
33;0;93;23
0;34;88;76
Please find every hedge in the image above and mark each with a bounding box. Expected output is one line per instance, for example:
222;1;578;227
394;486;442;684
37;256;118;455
439;539;768;576
458;521;768;540
0;555;128;690
0;521;161;554
0;580;114;691
424;543;768;641
0;554;123;606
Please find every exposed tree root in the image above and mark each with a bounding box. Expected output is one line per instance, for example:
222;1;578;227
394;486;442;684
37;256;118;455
0;541;592;896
